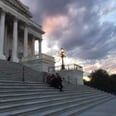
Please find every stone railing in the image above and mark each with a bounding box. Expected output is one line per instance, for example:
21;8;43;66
40;53;55;62
21;53;55;72
21;55;39;62
48;64;83;72
21;53;54;63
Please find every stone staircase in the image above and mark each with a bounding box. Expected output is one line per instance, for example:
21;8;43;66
0;60;47;82
0;80;115;116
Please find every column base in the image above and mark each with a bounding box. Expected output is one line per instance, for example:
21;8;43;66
12;56;19;63
0;54;6;60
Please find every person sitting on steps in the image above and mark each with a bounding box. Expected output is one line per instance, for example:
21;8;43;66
46;73;63;91
56;73;63;91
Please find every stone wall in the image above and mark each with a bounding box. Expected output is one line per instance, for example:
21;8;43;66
0;60;47;82
23;53;55;72
0;60;22;81
57;70;84;85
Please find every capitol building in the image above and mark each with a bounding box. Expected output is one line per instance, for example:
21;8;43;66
0;0;54;72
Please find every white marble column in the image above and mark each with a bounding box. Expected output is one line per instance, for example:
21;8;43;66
4;25;8;57
24;24;28;57
38;39;42;58
32;36;35;56
0;10;6;59
12;17;19;62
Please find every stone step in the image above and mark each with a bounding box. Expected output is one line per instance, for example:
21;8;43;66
0;91;60;99
0;92;103;106
0;85;103;95
0;80;44;85
0;88;56;94
0;93;104;111
0;95;112;116
66;97;115;116
0;82;45;86
39;97;114;116
0;86;54;90
0;89;101;102
0;88;100;95
43;97;114;116
0;84;96;91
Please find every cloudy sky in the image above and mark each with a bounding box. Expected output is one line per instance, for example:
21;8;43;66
20;0;116;75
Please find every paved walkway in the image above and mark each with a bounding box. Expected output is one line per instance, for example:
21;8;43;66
78;98;116;116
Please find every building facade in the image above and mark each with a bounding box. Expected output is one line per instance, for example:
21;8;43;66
0;0;44;62
0;0;54;72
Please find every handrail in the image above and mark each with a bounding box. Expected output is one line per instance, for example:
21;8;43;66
48;64;83;72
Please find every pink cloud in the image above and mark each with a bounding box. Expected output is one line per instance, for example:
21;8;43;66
84;57;116;75
43;15;68;34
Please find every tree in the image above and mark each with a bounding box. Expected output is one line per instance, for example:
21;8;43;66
110;74;116;78
88;69;111;92
110;74;116;94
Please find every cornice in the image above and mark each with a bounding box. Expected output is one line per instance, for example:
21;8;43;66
0;0;32;18
29;20;45;35
0;0;45;38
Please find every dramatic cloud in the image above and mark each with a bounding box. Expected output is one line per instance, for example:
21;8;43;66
21;0;116;74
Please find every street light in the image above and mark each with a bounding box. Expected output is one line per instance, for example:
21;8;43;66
59;48;66;70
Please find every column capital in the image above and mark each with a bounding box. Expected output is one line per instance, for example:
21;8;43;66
39;38;42;42
0;8;6;13
24;22;29;28
13;16;18;21
1;10;6;15
39;35;43;42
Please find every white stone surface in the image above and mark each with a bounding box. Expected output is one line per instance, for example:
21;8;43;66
58;70;84;85
12;18;19;62
78;98;116;116
24;24;28;57
23;54;55;72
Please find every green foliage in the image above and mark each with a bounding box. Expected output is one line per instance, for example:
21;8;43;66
85;69;116;94
110;74;116;78
90;69;109;79
110;74;116;94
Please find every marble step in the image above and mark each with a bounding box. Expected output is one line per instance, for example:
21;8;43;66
0;92;103;106
43;97;114;116
0;95;112;116
0;89;104;101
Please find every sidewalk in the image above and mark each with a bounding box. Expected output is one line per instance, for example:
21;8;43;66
78;98;116;116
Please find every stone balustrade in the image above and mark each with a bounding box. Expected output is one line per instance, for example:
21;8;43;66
21;53;55;63
48;64;83;72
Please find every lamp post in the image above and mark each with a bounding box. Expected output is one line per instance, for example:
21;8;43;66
59;48;66;70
